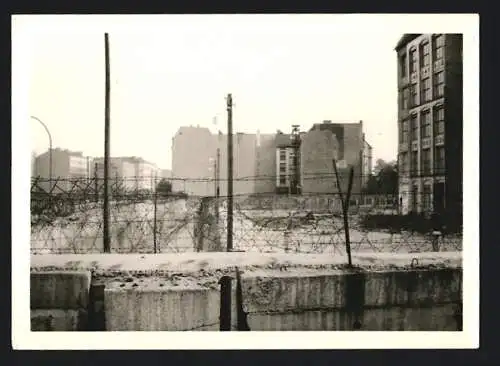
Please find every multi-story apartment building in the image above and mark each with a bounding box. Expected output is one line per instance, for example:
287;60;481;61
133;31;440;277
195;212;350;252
255;131;279;194
34;148;92;191
171;122;372;197
300;127;340;194
171;126;258;196
395;34;463;224
362;136;373;187
301;121;368;196
171;126;215;195
275;130;303;194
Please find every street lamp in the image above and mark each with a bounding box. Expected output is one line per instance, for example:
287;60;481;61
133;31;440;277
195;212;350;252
31;116;53;183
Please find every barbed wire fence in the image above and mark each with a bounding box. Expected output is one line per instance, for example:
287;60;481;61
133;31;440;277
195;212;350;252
30;174;462;255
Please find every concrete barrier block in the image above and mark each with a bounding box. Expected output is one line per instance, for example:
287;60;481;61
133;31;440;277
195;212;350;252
246;310;351;331
246;303;460;331
31;271;92;310
241;268;462;315
364;269;462;307
31;309;87;331
104;284;220;331
361;303;460;331
240;271;346;313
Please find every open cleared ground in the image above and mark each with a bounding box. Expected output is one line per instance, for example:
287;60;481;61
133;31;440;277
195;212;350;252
31;199;462;254
31;199;198;254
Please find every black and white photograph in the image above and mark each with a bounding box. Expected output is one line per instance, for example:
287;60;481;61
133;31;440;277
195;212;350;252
12;14;478;349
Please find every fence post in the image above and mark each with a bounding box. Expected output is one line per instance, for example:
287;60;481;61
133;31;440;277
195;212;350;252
333;160;354;267
153;190;158;254
218;275;232;331
94;163;98;203
431;230;441;252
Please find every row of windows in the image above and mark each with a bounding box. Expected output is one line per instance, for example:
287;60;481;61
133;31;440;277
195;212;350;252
400;34;445;77
401;71;445;108
400;106;445;143
399;147;445;175
411;184;434;212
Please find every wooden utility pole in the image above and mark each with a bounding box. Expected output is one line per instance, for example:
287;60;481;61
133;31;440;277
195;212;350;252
215;147;220;223
227;94;233;252
216;147;220;199
103;33;111;253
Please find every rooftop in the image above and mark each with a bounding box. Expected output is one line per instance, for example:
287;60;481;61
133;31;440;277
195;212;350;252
395;34;422;51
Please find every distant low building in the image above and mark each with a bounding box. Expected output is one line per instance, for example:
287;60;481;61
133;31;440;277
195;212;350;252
362;136;373;188
92;157;137;192
92;156;160;191
160;169;172;179
33;148;92;192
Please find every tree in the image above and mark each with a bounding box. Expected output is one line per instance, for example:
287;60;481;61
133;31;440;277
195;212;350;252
363;159;398;194
156;179;172;196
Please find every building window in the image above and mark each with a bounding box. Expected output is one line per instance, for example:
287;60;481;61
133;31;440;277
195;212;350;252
411;114;418;141
279;163;286;173
400;119;409;143
410;83;418;107
401;87;409;110
421;148;431;175
399;152;409;173
420;41;431;67
433;106;445;136
400;53;407;77
421;78;432;103
411;151;418;175
434;71;445;97
434;146;445;175
433;34;445;62
279;176;286;185
409;49;418;74
423;184;432;212
411;184;419;212
280;149;286;162
420;110;431;138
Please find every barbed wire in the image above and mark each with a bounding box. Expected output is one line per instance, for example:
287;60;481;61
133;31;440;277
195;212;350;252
30;176;462;255
31;169;447;184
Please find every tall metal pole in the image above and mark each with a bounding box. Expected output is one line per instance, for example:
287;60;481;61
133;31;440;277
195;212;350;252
213;158;217;196
216;148;220;199
153;172;158;254
103;33;111;253
215;147;220;224
226;94;233;252
30;116;52;184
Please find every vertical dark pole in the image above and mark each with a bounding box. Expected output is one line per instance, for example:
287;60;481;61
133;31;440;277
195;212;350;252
94;162;98;202
216;148;220;199
103;33;111;253
344;167;354;266
153;188;158;254
216;147;220;223
218;276;232;331
333;160;353;267
227;94;233;252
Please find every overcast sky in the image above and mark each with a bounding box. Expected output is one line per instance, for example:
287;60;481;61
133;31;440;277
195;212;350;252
24;14;470;170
